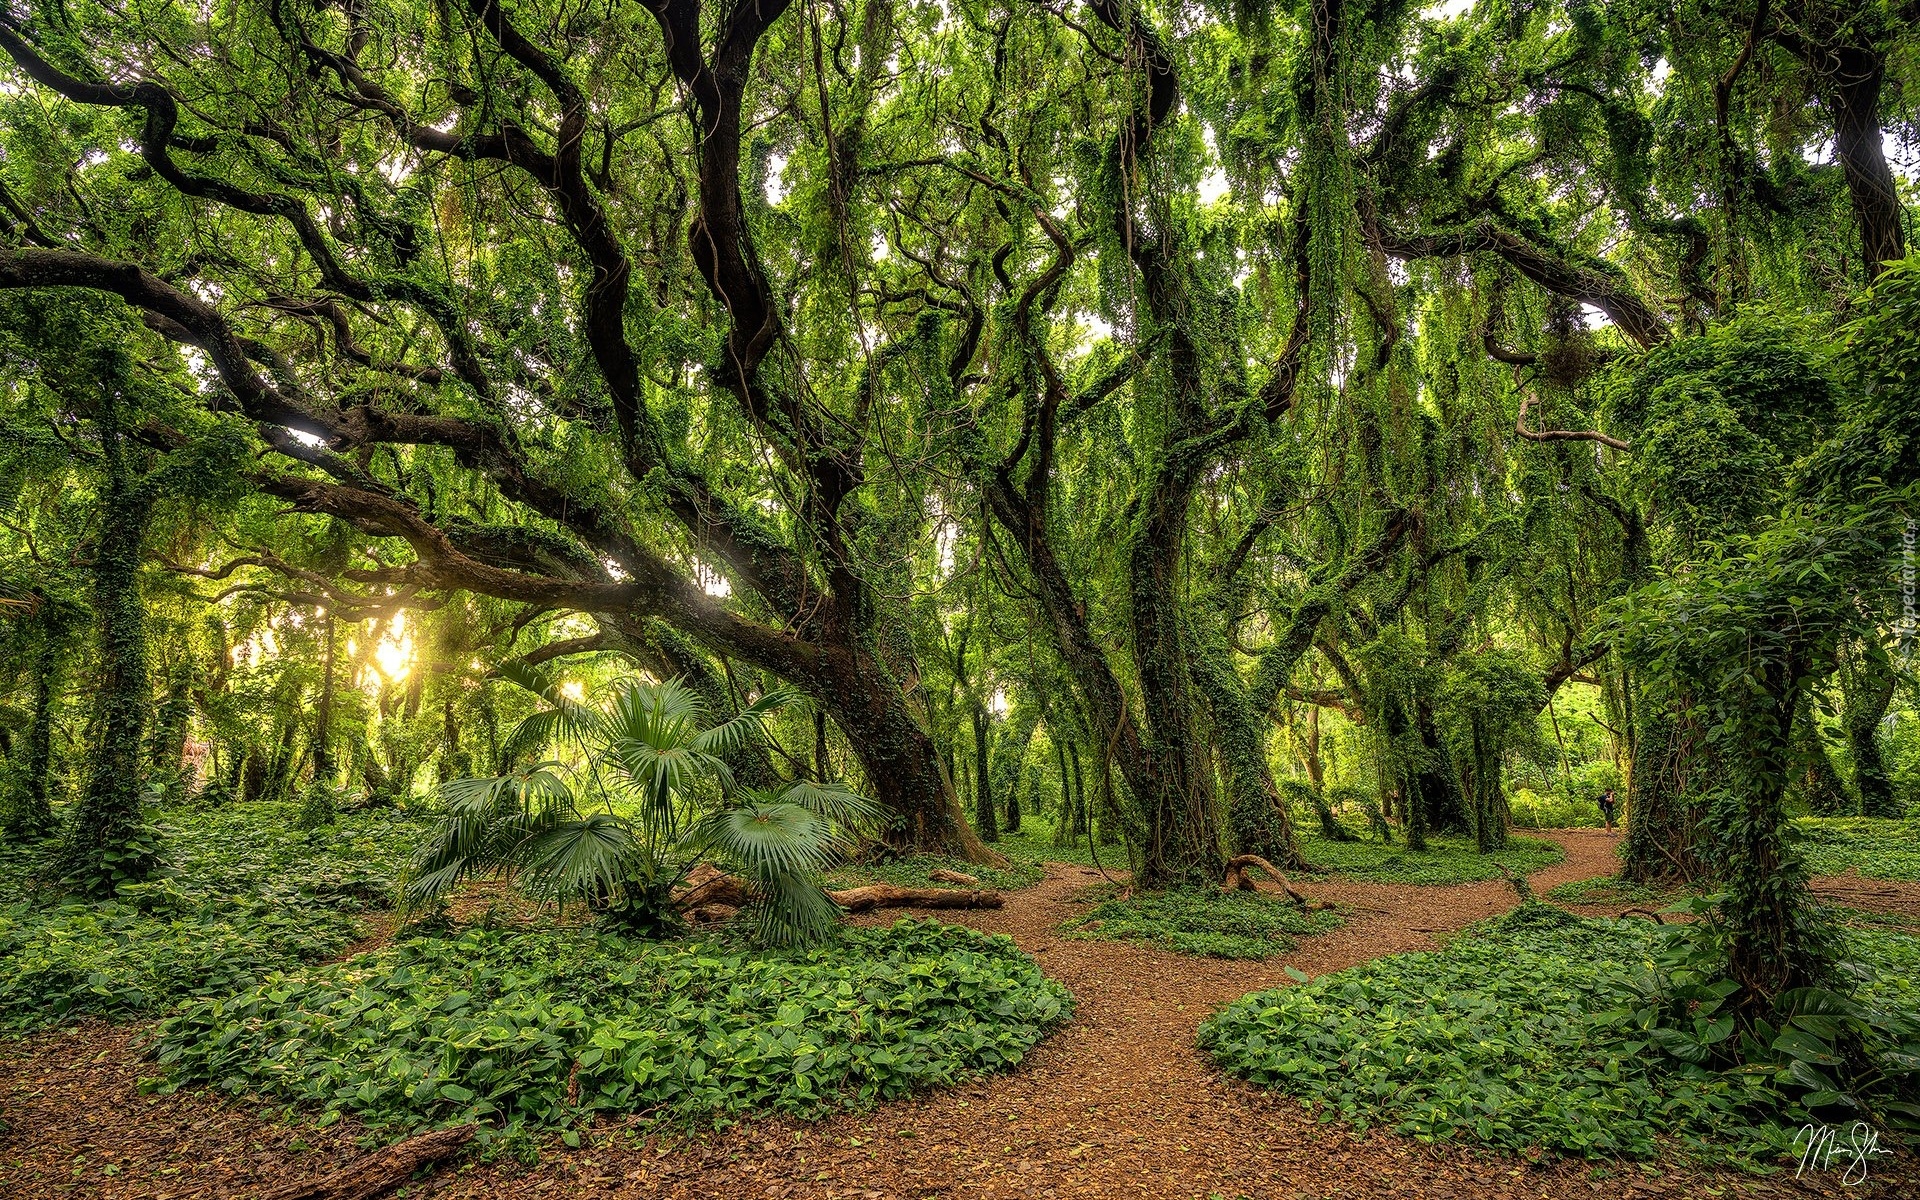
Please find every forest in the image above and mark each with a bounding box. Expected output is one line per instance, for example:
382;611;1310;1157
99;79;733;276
0;0;1917;1194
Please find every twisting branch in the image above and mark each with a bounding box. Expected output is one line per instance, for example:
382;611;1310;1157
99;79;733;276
1513;378;1629;451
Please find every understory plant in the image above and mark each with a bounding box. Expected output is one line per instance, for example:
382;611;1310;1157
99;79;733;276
1201;904;1920;1163
406;668;878;946
150;920;1073;1139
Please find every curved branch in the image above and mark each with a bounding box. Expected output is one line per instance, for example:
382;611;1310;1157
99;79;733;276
1515;383;1629;451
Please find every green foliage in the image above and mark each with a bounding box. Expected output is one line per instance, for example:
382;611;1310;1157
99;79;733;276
0;895;362;1031
1605;895;1920;1132
1791;816;1920;881
1201;907;1919;1164
150;920;1072;1138
995;815;1104;868
1297;833;1562;884
1807;258;1920;494
0;803;423;1031
1061;888;1342;959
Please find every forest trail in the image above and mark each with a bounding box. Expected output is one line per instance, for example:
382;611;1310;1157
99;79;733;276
2;829;1911;1200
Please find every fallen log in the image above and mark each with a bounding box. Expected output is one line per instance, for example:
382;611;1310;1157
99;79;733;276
674;864;1004;915
1222;855;1330;909
828;883;1005;913
255;1125;475;1200
927;868;981;886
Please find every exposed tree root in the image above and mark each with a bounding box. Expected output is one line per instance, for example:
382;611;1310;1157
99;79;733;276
253;1125;474;1200
1222;855;1332;910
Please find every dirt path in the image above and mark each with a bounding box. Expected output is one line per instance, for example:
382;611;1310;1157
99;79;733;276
2;830;1911;1199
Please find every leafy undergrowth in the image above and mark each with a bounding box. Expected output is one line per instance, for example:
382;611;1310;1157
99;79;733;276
828;852;1045;893
1544;874;1673;905
1298;833;1563;884
1200;905;1920;1166
151;919;1071;1140
1793;816;1920;881
1061;888;1342;959
0;802;426;1031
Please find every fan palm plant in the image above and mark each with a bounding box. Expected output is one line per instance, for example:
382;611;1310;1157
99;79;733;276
405;668;877;945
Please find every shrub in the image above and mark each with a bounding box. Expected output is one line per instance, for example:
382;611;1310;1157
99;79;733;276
150;920;1071;1137
0;896;363;1029
1061;888;1341;959
409;673;878;946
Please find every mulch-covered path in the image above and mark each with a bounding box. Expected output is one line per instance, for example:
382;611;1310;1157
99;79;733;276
3;829;1914;1199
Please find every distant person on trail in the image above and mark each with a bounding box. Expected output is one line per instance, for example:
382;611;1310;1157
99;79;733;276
1598;788;1617;833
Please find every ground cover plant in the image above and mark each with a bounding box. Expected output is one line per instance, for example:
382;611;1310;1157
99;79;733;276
1200;905;1920;1165
1297;834;1563;885
1061;888;1343;959
1792;817;1920;881
0;802;425;1030
151;919;1071;1140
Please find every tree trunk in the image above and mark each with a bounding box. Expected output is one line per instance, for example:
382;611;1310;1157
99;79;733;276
6;632;61;836
1622;707;1707;884
1842;645;1898;817
1818;48;1906;277
1794;702;1851;815
971;703;998;842
813;646;1001;865
313;610;336;787
58;428;158;895
1189;617;1306;868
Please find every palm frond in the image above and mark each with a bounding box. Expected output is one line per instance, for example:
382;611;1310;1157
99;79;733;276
403;765;578;909
514;812;641;905
765;779;882;845
688;687;793;758
748;872;842;948
493;664;604;762
690;802;835;877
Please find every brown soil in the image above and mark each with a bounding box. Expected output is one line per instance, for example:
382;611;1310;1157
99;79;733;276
2;829;1913;1200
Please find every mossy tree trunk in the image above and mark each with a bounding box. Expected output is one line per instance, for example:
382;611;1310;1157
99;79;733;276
58;426;160;895
6;630;63;836
1841;643;1898;817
